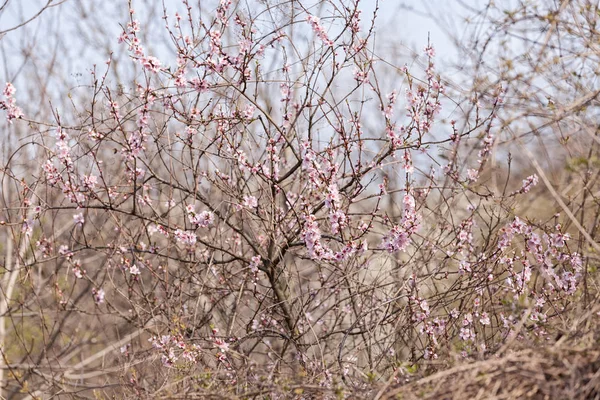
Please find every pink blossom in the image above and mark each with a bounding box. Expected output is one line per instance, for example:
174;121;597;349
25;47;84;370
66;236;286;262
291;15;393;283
174;229;197;246
72;259;84;279
382;225;410;253
243;195;258;208
82;175;98;190
189;210;214;228
519;174;539;193
249;256;261;273
329;210;347;234
1;83;23;123
424;45;436;58
191;78;209;92
22;219;33;237
128;19;140;34
301;214;333;260
3;82;15;97
58;245;73;258
214;338;229;352
73;213;85;226
480;312;491;326
306;15;333;47
129;264;141;275
404;150;414;174
243;104;255;120
466;168;479;182
325;184;341;209
92;288;105;304
459;327;475;341
353;67;369;84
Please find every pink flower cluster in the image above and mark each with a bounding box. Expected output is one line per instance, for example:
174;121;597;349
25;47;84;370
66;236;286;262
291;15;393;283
149;334;202;367
243;195;258;209
174;229;197;246
518;174;539;194
141;56;162;73
498;217;583;306
306;15;333;47
381;194;420;253
118;12;162;73
301;214;333;260
1;82;23;123
186;205;215;228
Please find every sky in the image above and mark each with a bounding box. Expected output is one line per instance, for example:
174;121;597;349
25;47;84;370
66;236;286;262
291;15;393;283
0;0;462;86
0;0;471;171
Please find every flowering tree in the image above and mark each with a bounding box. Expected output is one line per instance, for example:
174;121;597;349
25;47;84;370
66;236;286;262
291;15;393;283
0;0;592;398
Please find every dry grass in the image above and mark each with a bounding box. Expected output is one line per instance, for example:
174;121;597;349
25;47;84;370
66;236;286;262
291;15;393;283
378;307;600;400
186;304;600;400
